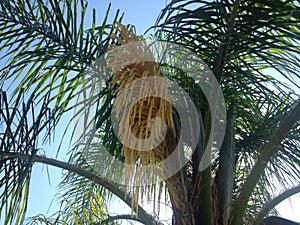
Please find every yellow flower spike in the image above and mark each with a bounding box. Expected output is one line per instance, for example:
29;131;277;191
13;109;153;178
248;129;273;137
108;22;177;214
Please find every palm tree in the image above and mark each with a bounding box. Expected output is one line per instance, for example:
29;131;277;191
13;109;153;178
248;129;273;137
0;0;299;225
153;0;300;224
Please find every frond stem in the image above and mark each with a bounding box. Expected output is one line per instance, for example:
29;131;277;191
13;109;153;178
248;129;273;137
0;152;154;225
229;100;300;225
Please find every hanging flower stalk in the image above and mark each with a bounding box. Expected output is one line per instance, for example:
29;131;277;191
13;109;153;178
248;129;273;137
108;22;176;173
108;23;192;224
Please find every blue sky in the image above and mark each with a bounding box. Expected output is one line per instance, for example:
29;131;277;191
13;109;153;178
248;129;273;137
88;0;168;35
20;0;300;223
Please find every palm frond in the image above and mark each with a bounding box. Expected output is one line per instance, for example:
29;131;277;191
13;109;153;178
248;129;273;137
0;0;122;224
0;0;121;122
154;0;300;223
154;0;300;89
0;90;53;225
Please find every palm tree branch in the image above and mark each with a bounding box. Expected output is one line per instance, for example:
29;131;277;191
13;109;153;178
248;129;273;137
253;185;300;225
229;99;300;225
214;0;240;82
97;214;144;225
0;152;154;225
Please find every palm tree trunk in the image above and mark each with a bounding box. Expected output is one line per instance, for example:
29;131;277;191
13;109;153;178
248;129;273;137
161;123;194;225
165;171;194;225
216;104;235;224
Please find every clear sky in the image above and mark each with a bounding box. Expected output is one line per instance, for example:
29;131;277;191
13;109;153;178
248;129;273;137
24;0;300;224
83;0;169;36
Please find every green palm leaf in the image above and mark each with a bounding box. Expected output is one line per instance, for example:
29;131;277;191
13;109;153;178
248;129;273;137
0;0;122;224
